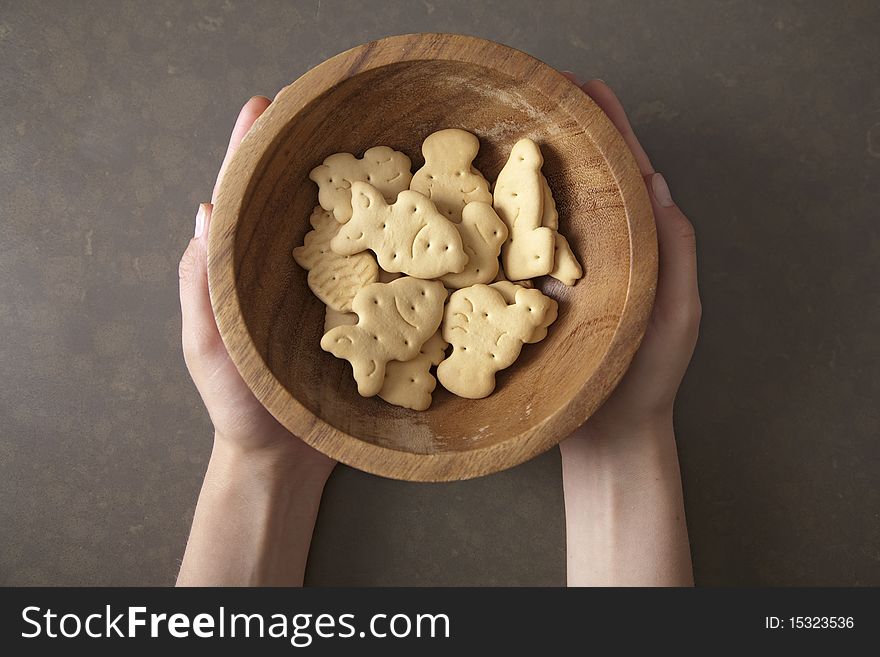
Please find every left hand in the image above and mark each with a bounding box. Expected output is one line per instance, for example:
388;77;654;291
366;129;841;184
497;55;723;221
178;96;336;476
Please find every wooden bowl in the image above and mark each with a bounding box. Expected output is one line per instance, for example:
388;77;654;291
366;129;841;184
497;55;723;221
208;34;657;481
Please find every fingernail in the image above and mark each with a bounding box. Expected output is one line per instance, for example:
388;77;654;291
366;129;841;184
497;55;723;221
561;70;582;85
194;204;207;238
651;173;675;208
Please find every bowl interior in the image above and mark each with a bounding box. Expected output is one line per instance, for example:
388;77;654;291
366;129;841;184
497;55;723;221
231;59;632;457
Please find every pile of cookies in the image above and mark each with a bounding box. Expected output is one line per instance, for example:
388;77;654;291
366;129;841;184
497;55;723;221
293;129;582;410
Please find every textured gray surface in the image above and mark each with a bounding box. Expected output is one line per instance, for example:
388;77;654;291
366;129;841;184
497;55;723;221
1;0;877;586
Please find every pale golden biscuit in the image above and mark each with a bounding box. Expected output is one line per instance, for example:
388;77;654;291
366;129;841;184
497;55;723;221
488;280;523;303
529;296;558;344
331;182;468;279
321;277;446;397
440;202;508;289
494;139;555;279
540;174;583;286
438;284;555;399
540;174;559;230
292;206;379;312
548;232;583;286
488;281;557;343
323;307;357;334
410;129;492;223
379;331;448;411
309;146;412;223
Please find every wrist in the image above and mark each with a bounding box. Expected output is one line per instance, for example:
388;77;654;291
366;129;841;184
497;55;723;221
560;411;677;473
210;432;334;491
568;407;673;446
560;409;693;587
179;431;331;587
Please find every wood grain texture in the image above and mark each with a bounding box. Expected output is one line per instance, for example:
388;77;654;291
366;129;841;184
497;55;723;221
208;33;657;481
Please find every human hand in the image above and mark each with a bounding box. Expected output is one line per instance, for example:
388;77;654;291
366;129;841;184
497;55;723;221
178;96;336;477
565;78;702;437
557;80;696;584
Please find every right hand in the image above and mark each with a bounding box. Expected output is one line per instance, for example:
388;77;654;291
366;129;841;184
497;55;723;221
564;78;702;435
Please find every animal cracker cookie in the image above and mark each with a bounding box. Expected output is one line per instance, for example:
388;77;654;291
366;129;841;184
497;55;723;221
321;277;446;397
292;206;379;312
489;281;557;344
494;139;556;280
540;174;558;230
331;182;468;279
379;331;448;411
539;176;583;286
488;280;523;303
438;284;555;399
440;202;508;289
309;146;412;223
324;307;357;334
410;129;493;223
549;233;583;286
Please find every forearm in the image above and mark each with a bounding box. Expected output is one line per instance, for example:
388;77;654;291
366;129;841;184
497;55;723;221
559;417;693;586
177;436;330;586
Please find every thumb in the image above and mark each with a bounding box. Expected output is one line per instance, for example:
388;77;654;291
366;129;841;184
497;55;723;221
645;173;701;330
179;203;225;368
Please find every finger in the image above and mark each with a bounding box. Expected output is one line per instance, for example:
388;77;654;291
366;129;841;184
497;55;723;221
211;96;272;203
646;173;701;326
580;80;654;176
179;203;224;366
560;70;582;85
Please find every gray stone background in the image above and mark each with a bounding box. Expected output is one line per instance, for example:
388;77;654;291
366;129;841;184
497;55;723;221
1;0;878;586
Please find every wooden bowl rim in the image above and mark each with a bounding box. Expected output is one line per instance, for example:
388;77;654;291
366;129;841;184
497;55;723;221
208;33;657;481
